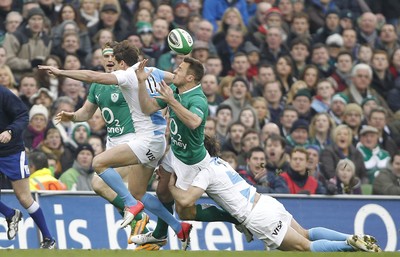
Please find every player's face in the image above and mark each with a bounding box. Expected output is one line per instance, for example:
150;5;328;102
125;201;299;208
102;53;116;73
173;62;191;86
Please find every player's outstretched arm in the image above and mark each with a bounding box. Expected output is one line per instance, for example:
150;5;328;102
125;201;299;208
38;65;118;85
136;59;162;114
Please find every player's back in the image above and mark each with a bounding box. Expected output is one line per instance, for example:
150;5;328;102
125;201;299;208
206;158;257;223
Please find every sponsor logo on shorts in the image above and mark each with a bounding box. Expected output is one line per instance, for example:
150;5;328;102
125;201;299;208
272;220;282;236
146;149;156;161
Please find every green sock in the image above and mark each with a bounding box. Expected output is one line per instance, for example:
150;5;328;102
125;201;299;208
111;195;125;217
195;204;239;224
152;201;174;239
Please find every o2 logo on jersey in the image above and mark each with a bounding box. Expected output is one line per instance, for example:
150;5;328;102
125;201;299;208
169;118;178;135
111;93;119;103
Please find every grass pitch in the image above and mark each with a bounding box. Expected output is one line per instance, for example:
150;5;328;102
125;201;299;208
0;250;397;257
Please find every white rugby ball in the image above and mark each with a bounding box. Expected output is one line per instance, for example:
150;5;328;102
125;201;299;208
167;28;193;55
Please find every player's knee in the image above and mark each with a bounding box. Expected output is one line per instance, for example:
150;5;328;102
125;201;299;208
16;193;34;209
92;156;106;173
91;175;104;194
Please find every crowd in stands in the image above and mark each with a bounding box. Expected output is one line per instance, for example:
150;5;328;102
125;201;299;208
1;0;400;196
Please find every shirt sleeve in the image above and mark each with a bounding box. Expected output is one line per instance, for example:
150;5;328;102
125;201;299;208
188;96;208;119
87;83;96;104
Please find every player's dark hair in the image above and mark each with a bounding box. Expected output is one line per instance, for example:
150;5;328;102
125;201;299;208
113;40;140;66
184;57;205;84
204;134;220;157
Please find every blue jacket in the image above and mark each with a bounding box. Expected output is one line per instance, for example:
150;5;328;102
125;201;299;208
0;86;29;156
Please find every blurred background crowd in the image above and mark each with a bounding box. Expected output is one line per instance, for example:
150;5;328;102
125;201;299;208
1;0;400;196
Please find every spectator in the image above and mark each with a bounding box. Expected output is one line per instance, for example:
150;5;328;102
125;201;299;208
193;19;217;55
342;103;363;146
48;96;76;148
287;12;312;47
286;80;307;106
309;112;335;150
328;92;348;125
338;10;355;30
237;146;289;194
246;2;271;46
376;24;399;58
311;43;333;78
260;122;280;146
191;40;209;64
329;159;362;195
243;42;260;81
357;12;379;47
306;145;335;194
260;26;289;65
311;79;335;113
59;77;85;110
204;117;217;138
292;88;314;122
3;7;52;79
205;55;223;78
361;96;379;121
263;80;284;124
35;55;63;97
28;150;66;191
37;127;75;177
373;151;400;195
212;7;247;45
320;124;367;181
264;134;289;175
356;125;390;184
221;77;252;121
0;65;16;91
356;43;373;65
370;50;395;99
276;55;296;95
87;108;106;139
313;10;341;44
251;64;276;97
23;104;49;150
4;11;23;35
279;106;299;138
220;150;238;171
342;28;358;58
172;0;191;28
280;147;327;194
71;122;91;146
79;0;99;28
286;118;310;152
88;134;105;156
18;73;39;109
289;37;310;78
300;64;320;94
215;104;233;146
201;74;224;117
328;51;353;92
59;143;94;191
221;121;246;155
0;46;7;68
238;106;259;132
251;97;270;129
29;87;55;111
237;128;261;167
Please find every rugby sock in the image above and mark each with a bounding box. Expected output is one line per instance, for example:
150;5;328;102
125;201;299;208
0;201;14;218
99;168;137;206
111;195;124;216
153;201;174;239
27;201;51;239
309;227;350;241
195;204;239;224
310;240;353;252
141;193;181;233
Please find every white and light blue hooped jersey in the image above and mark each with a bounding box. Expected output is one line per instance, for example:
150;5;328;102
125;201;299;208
192;157;257;224
113;63;166;136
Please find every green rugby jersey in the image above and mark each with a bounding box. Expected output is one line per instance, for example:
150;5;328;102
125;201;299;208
87;83;134;137
157;84;208;165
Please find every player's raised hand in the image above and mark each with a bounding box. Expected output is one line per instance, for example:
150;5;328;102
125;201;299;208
135;59;152;83
38;65;62;76
155;80;174;103
55;111;75;125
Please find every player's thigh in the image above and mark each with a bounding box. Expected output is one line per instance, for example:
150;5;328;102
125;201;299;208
291;218;309;239
92;143;139;171
278;226;311;251
127;165;154;199
11;178;34;208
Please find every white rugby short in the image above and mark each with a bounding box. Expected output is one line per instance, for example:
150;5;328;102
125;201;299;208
161;149;211;190
243;195;292;249
106;133;135;150
126;133;166;168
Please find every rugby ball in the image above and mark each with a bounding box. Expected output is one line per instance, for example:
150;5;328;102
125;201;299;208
167;28;193;55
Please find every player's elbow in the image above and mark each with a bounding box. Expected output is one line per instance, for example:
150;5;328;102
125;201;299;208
188;117;202;130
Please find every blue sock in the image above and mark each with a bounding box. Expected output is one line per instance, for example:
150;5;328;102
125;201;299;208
0;201;14;218
141;193;181;233
27;201;52;239
309;227;350;241
99;168;137;206
310;240;353;252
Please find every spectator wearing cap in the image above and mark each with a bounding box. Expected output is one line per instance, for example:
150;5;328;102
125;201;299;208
220;77;252;121
202;0;249;33
23;104;49;150
342;103;363;146
88;3;130;43
136;21;157;59
30;87;55;111
313;9;341;44
243;41;260;81
328;51;353;92
71;122;91;146
306;0;338;34
370;50;395;99
191;40;209;64
361;96;379;121
356;125;390;184
285;118;310;153
357;12;379;48
328;92;348;125
59;143;94;191
292;88;315;122
263;7;287;35
320;124;367;181
373;151;400;195
3;7;52;80
339;10;355;30
260;26;289;65
325;33;343;60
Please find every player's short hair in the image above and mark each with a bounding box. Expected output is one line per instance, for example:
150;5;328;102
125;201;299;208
113;40;140;66
184;57;205;84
